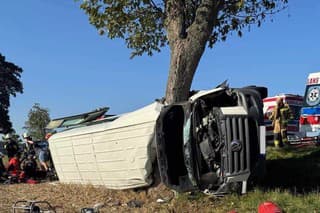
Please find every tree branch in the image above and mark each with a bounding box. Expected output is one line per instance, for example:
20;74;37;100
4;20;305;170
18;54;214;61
150;0;164;12
165;0;187;45
187;0;221;44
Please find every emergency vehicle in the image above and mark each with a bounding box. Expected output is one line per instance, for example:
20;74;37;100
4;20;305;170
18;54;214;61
263;94;303;144
300;72;320;140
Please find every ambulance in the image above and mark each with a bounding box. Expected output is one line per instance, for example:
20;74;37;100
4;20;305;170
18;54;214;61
299;72;320;139
263;94;303;144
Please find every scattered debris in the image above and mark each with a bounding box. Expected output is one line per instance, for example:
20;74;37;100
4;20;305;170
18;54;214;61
156;190;175;204
92;202;105;210
126;199;144;208
109;200;121;207
156;198;166;204
12;200;56;213
80;202;105;213
80;207;96;213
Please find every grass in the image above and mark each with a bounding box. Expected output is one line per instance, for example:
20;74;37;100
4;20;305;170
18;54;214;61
171;145;320;212
260;146;320;193
1;146;320;212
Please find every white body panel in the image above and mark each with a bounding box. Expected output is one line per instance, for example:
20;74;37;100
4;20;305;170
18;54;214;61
48;102;163;189
220;106;247;115
307;72;320;85
189;87;224;102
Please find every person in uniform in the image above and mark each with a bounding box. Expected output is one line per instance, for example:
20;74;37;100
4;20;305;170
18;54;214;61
269;97;293;148
3;133;19;160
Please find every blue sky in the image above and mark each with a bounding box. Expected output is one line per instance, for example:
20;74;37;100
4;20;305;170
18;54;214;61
1;0;319;135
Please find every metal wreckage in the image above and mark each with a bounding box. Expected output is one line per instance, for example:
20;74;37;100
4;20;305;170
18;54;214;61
47;83;267;195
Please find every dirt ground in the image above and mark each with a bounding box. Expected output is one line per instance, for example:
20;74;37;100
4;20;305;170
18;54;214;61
0;182;199;213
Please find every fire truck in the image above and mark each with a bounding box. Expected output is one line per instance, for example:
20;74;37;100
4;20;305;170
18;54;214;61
263;94;303;144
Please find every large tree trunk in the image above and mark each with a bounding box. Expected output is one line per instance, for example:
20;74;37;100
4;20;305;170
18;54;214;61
165;38;206;103
164;0;220;104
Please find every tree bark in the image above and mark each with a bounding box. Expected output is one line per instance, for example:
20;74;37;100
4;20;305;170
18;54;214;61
164;0;220;104
165;38;204;103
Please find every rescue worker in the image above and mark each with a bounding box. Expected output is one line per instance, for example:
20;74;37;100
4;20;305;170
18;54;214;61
21;154;37;179
0;152;6;180
269;97;294;148
22;132;36;156
7;152;21;177
3;133;19;160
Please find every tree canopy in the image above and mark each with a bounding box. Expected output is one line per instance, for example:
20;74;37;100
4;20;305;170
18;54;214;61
0;54;23;133
79;0;288;103
80;0;287;56
24;103;51;141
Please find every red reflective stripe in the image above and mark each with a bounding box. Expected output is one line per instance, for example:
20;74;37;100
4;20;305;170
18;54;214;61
299;116;306;125
263;96;303;103
299;115;320;125
263;98;278;102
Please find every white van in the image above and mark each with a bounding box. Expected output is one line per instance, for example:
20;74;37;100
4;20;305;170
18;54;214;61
48;85;267;195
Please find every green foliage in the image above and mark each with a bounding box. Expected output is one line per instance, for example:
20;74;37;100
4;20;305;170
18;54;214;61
79;0;166;58
209;0;288;46
0;54;23;133
24;103;50;141
78;0;288;57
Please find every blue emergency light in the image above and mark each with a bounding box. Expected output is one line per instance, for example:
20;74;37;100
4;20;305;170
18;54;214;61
301;107;320;115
